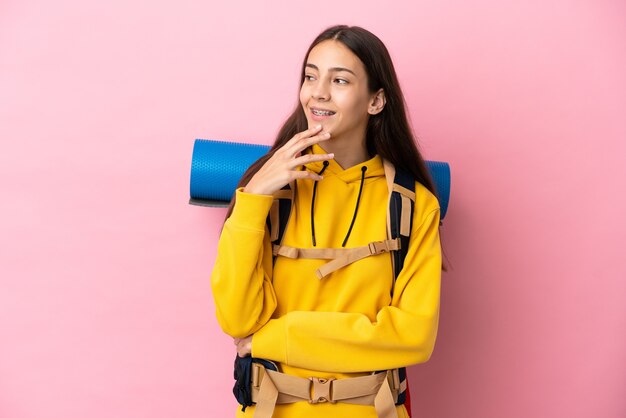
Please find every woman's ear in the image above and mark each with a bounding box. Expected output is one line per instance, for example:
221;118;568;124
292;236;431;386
368;89;386;115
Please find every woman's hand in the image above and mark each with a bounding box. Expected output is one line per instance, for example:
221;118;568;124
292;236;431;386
234;335;253;358
243;125;334;195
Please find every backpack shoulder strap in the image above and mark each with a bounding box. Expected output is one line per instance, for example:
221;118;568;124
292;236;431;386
266;183;295;258
382;160;416;281
382;159;415;409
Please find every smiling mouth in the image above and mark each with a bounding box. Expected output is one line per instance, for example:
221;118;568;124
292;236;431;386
311;108;336;116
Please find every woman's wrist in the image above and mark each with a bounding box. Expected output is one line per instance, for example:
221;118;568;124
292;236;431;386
242;184;272;196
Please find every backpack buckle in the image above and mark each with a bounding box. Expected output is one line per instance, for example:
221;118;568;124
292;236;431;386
308;377;336;404
368;241;389;255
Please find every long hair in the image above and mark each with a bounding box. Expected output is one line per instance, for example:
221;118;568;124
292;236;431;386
226;25;438;219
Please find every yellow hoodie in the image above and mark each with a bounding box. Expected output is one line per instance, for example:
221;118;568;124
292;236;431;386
211;144;442;418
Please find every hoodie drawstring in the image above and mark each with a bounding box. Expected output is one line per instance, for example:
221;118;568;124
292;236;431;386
311;161;329;247
311;163;368;248
342;166;367;247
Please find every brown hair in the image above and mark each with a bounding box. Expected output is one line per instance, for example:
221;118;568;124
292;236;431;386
224;25;448;270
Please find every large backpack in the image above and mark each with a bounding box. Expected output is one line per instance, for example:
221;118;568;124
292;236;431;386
265;159;419;413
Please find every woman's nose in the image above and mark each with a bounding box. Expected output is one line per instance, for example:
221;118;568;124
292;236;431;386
311;81;330;101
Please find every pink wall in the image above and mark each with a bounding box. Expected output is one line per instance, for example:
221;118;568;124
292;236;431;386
1;1;625;417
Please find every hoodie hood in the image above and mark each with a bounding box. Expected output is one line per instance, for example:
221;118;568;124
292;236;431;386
302;144;386;247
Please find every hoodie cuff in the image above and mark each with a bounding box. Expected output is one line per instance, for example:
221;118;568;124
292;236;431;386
251;317;288;364
229;188;274;232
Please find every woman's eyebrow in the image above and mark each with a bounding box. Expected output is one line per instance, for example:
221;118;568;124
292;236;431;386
305;63;356;75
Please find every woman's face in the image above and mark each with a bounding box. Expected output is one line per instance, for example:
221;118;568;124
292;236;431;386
300;40;378;142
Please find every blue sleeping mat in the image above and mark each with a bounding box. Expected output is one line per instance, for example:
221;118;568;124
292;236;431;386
189;139;450;219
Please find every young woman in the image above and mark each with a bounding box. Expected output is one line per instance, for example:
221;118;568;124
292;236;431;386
211;25;442;418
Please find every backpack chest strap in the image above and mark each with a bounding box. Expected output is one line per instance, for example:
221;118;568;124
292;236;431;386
272;238;400;280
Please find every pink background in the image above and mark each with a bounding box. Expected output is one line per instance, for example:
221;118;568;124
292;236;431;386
1;1;625;417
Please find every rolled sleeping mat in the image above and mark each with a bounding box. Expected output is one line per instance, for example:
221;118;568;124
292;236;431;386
190;139;450;219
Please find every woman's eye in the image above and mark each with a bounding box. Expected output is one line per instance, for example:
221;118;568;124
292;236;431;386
304;74;315;81
334;78;348;85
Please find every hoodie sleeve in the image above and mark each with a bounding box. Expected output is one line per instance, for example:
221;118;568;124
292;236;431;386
210;189;278;338
251;203;442;373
